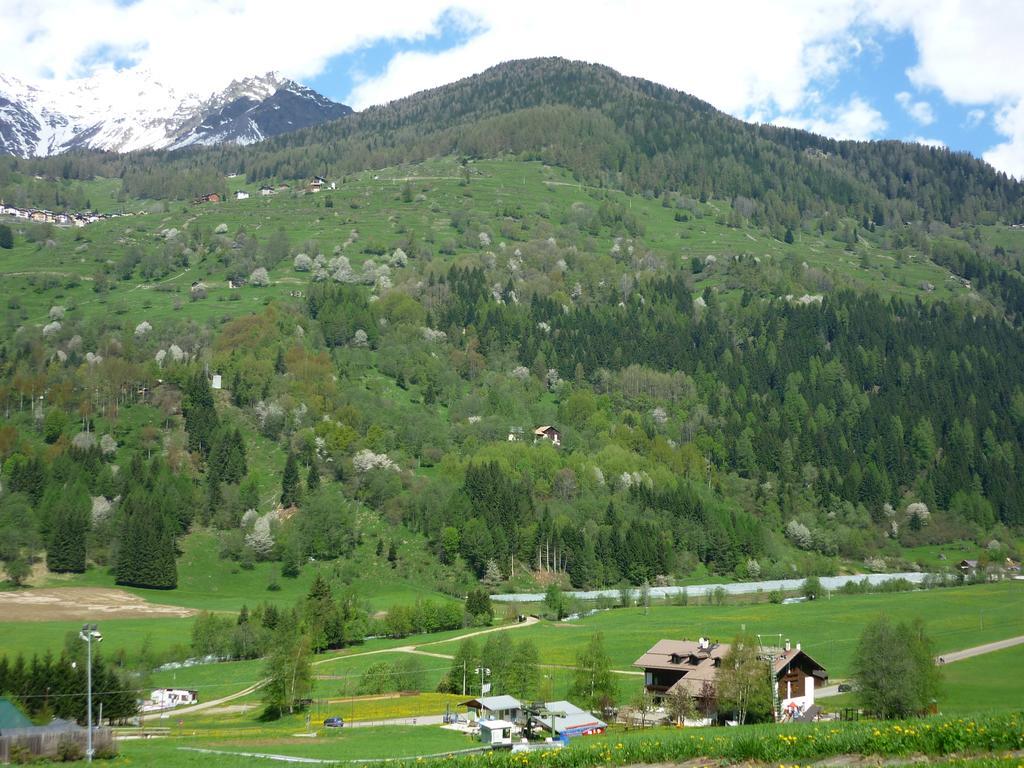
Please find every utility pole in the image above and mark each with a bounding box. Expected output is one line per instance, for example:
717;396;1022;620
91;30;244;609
79;624;102;762
463;660;467;696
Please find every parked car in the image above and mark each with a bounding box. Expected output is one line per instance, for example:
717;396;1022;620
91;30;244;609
837;683;853;693
324;716;345;728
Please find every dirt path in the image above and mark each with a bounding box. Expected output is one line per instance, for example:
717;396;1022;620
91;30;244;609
169;680;267;716
311;616;539;668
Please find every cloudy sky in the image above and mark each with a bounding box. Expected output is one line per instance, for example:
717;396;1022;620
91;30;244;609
2;0;1023;177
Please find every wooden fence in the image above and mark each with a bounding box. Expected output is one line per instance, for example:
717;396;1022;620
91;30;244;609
0;727;115;763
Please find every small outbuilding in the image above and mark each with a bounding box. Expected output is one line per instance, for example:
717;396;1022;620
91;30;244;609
478;719;516;746
461;695;522;724
234;190;250;200
531;701;606;737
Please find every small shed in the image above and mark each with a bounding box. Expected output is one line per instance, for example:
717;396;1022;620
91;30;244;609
235;190;250;200
479;719;515;746
211;374;222;390
461;695;522;724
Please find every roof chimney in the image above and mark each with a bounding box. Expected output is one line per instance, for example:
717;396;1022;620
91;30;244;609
784;639;791;652
796;642;801;652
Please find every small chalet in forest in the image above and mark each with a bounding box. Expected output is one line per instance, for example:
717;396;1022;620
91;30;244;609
259;185;275;196
234;190;249;200
634;637;827;721
309;175;327;192
194;192;221;204
534;425;561;446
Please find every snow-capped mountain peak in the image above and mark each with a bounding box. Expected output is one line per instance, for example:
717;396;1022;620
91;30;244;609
0;70;351;157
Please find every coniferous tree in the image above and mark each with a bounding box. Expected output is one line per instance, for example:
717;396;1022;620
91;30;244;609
182;370;219;456
45;481;89;573
0;224;13;249
115;489;178;589
306;463;320;493
281;453;301;507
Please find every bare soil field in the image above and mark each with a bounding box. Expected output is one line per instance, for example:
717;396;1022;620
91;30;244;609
0;587;195;621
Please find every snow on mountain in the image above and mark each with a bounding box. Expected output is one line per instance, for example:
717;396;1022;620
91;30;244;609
0;70;351;157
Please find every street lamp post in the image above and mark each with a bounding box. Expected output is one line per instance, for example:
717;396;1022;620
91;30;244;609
79;624;102;762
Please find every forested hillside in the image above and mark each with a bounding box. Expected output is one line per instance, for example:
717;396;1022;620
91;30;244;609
4;59;1023;225
1;61;1023;606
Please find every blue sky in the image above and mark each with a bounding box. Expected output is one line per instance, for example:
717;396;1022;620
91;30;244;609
2;1;1022;176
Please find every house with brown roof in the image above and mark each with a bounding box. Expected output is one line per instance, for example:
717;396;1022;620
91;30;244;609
633;636;827;721
533;425;561;446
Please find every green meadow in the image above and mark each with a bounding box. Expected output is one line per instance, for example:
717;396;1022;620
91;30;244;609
430;581;1024;679
2;157;977;340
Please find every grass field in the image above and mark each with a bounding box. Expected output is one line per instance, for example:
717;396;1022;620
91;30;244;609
936;643;1024;715
2;157;982;341
0;614;193;661
430;582;1024;679
112;723;476;766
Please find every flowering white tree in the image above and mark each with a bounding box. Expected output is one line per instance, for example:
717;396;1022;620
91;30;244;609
352;449;398;473
293;254;313;271
785;519;813;550
249;267;270;286
72;432;97;450
134;320;152;337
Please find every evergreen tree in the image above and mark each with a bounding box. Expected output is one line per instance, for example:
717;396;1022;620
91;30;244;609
281;453;301;507
182;370;219;456
0;224;13;249
45;481;89;573
115;489;178;589
306;463;320;493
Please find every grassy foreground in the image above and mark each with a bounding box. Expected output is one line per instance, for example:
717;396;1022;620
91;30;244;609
102;712;1024;767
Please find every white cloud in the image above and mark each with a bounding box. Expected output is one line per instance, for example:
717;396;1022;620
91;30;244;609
774;96;887;140
983;102;1024;179
964;108;986;129
908;136;946;148
345;2;865;113
0;0;455;95
863;0;1024;176
895;90;935;125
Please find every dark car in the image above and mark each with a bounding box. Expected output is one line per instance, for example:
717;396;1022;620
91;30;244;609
837;683;853;693
324;717;345;728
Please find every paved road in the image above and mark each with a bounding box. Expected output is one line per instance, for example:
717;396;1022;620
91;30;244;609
344;714;445;728
936;634;1024;664
817;633;1024;698
491;573;929;603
